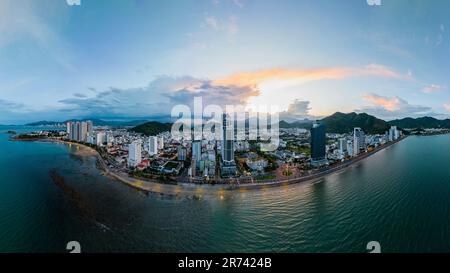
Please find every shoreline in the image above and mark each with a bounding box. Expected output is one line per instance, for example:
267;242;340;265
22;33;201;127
17;136;409;197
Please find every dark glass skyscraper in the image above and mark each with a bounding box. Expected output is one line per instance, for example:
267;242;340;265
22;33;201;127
310;122;327;166
221;113;237;176
222;113;234;164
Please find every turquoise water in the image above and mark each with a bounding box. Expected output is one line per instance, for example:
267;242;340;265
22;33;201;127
1;125;450;253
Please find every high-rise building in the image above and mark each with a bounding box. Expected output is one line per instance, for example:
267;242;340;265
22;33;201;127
353;127;365;156
87;134;94;145
157;137;164;150
220;113;237;176
177;146;187;161
148;136;158;156
106;132;114;145
347;140;354;157
192;140;202;162
94;131;106;146
66;122;72;136
396;129;401;140
389;126;399;142
66;121;92;142
338;138;347;155
66;121;78;141
221;113;234;164
80;122;88;142
86;120;93;139
128;141;142;167
191;158;197;177
310;122;327;166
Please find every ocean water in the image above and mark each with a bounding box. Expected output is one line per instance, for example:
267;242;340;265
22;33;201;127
1;125;450;253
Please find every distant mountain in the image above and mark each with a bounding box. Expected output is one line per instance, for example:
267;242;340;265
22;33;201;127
388;117;450;129
320;112;390;134
25;120;62;126
279;120;313;129
85;119;149;127
130;121;173;136
26;119;149;127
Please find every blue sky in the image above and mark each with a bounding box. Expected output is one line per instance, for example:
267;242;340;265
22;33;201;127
1;0;450;124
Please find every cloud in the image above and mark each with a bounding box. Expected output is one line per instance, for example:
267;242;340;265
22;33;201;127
286;100;311;116
0;0;74;70
426;24;446;47
444;104;450;111
359;93;435;120
202;14;239;35
232;0;244;8
58;76;259;119
213;64;411;87
377;44;413;60
362;93;401;111
227;16;239;35
278;100;317;121
422;84;447;94
204;16;219;29
1;73;259;122
210;0;244;7
0;99;36;124
0;63;423;123
0;99;25;111
73;93;88;98
0;101;68;124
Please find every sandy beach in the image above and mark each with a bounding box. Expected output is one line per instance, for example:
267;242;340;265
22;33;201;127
37;137;408;198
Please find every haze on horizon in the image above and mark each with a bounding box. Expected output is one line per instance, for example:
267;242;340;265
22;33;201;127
1;0;450;124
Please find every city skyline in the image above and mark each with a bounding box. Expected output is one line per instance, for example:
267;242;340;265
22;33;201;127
1;0;450;124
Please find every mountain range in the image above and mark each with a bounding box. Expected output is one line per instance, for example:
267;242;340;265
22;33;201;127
24;112;450;135
320;112;390;134
388;116;450;129
26;119;149;127
130;112;392;135
279;112;450;133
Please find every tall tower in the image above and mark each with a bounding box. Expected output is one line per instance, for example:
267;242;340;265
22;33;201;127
192;140;202;163
353;127;365;156
86;120;93;138
75;122;81;141
310;121;326;166
128;141;142;167
221;113;234;164
148;136;158;156
70;122;77;140
80;122;88;142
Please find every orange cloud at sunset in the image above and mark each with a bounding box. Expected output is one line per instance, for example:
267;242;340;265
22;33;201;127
363;93;401;111
213;64;411;87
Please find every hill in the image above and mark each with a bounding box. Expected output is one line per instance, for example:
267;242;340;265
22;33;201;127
320;112;390;134
130;121;173;136
279;120;313;129
388;117;450;129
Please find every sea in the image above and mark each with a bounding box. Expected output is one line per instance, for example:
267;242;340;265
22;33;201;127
1;125;450;252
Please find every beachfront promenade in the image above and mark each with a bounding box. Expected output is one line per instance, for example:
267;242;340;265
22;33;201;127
12;135;407;197
92;136;407;197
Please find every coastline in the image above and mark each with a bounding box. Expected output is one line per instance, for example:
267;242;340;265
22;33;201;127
18;136;408;197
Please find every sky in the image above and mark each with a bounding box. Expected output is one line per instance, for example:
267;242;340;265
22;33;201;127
1;0;450;124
